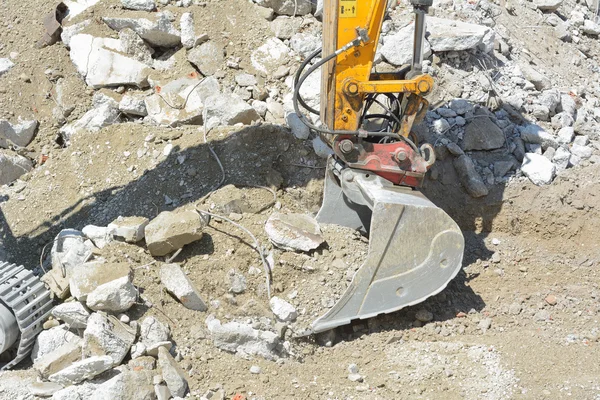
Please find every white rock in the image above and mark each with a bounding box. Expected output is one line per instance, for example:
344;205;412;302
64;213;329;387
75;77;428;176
33;341;82;379
52;302;90;329
252;100;268;117
0;119;38;148
520;124;558;149
203;93;260;129
265;212;324;252
179;12;195;49
82;225;113;249
50;229;94;278
83;312;136;365
121;0;156;11
158;347;188;397
90;369;155;400
270;16;301;40
108;216;149;242
52;382;98;400
159;263;207;311
289;32;320;57
573;135;589;146
28;382;64;397
582;19;600;36
250;365;261;374
187;41;225;76
0;149;33;185
69;34;151;89
31;325;80;363
59;92;121;143
0;58;14;76
553;146;571;172
251;37;289;74
560;94;577;117
426;17;494;52
557;127;574;144
145;209;206;256
269;296;297;322
286;112;310;139
534;0;563;11
48;356;113;385
206;317;281;360
235;73;257;87
63;0;101;20
70;260;132;301
140;316;170;347
253;0;311;15
86;276;137;312
571;143;593;159
145;76;219;126
312;136;333;158
521;153;556;185
119;95;148;117
381;24;431;66
103;15;181;47
61;20;91;47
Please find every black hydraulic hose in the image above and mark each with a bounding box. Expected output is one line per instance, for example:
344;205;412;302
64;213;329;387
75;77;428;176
293;48;322;116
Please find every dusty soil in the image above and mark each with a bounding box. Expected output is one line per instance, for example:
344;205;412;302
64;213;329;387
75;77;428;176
1;0;600;399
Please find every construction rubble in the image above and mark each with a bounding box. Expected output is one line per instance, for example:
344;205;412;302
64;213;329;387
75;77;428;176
0;0;600;398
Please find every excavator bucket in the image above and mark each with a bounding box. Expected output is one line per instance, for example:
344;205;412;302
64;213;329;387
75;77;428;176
313;159;464;333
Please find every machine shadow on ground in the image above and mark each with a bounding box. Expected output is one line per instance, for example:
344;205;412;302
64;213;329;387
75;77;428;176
0;79;525;344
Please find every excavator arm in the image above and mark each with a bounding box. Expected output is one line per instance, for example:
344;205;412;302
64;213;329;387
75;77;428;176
293;0;465;333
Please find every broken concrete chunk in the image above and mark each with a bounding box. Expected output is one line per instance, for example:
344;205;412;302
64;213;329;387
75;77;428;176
206;317;281;360
534;0;563;11
140;316;170;349
187;41;225;76
0;58;15;77
235;73;257;87
253;0;312;15
158;346;188;397
269;296;297;322
83;312;136;365
0;119;38;148
381;24;431;66
82;225;113;249
90;369;155;400
119;95;148;117
453;155;489;198
145;209;206;256
0;149;33;185
159;263;207;311
519;63;551;91
70;260;132;301
118;28;155;65
270;16;301;40
61;20;91;47
28;382;64;397
103;15;181;47
426;17;494;52
285;112;310;140
69;34;151;89
86;276;137;312
145;76;220;126
48;356;113;385
51;229;93;278
31;325;80;363
33;341;82;378
121;0;156;11
59;92;121;143
251;37;289;74
265;212;324;252
108;216;150;242
520;124;558;150
179;12;196;49
521;153;556;185
203;93;261;129
51;381;98;400
52;301;90;329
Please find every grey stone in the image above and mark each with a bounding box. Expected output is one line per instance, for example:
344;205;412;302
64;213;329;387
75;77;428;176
415;309;433;322
59;92;121;143
33;341;82;378
48;356;114;385
31;325;80;363
251;37;289;74
118;28;155;65
286;112;310;140
570;144;593;159
28;382;64;397
426;17;494;52
52;302;90;329
557;127;574;144
83;312;136;365
532;104;550;121
145;209;206;256
519;63;551;91
432;118;450;135
103;15;181;47
158;346;188;397
494;160;514;177
381;24;431;66
253;0;312;15
82;225;113;249
108;216;149;242
235;73;257;87
520;124;558;150
453;155;489;198
0;58;15;76
348;373;363;382
265;212;324;252
270;16;301;39
539;89;561;115
582;19;600;36
187;42;225;76
521;153;556;185
128;356;156;371
0;119;38;148
0;150;33;185
51;382;98;400
227;269;247;294
119;95;147;117
560;94;577;117
436;107;457;118
269;296;297;322
206;317;281;360
252;100;268;117
573;135;589;146
479;318;492;331
203;93;260;129
446;142;464;156
121;0;156;11
289;32;320;57
552;146;570;172
449;99;472;115
140;316;171;349
90;369;155;400
86;276;137;313
70;260;132;301
534;0;563;11
462;115;505;151
160;263;207;311
312;136;334;158
155;384;171;400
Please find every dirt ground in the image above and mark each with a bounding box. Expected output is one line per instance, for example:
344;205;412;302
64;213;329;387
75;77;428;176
1;0;600;399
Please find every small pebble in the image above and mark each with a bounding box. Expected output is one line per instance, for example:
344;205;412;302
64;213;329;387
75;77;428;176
250;365;261;374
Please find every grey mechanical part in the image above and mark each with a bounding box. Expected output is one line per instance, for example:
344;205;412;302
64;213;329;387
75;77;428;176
0;261;54;370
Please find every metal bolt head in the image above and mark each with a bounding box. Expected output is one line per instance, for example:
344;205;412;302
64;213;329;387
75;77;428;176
340;139;354;154
395;149;408;162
